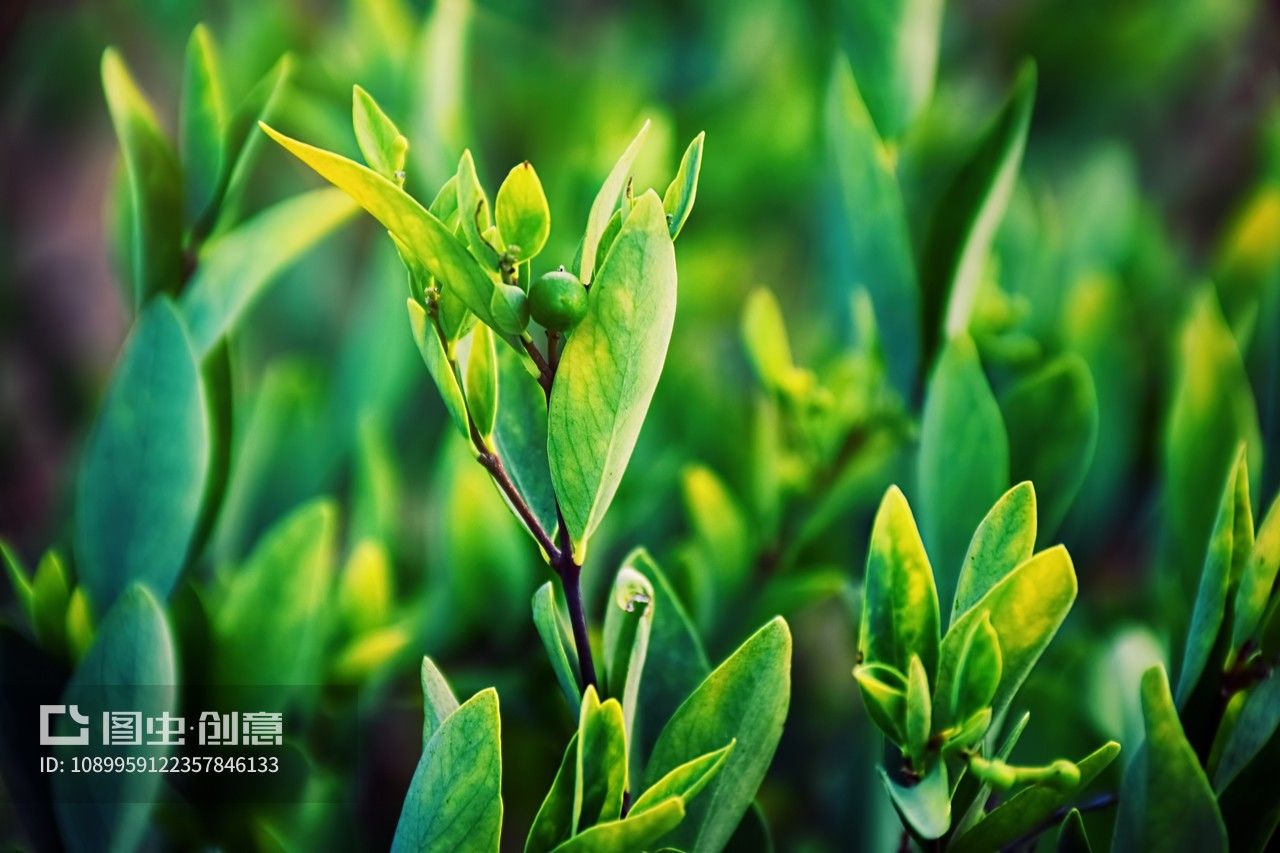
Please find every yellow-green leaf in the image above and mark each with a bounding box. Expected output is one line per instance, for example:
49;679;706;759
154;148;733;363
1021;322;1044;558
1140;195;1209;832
496;161;551;261
578;120;650;284
952;481;1037;624
180;24;228;228
352;84;408;182
662;132;704;239
549;192;676;561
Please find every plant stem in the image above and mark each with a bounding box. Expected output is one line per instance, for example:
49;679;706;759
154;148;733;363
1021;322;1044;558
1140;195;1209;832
557;548;598;691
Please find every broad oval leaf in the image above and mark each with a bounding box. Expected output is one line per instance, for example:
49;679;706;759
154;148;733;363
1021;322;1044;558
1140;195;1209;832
1000;356;1099;541
880;758;950;840
859;485;940;680
464;323;499;439
180;24;227;228
353;84;408;181
952;481;1037;624
827;56;920;396
578;120;650;284
935;546;1076;721
406;298;470;438
1165;287;1262;599
548;191;676;561
494;343;559;536
574;687;628;832
630;741;734;816
643;616;791;853
392;688;503;853
920;61;1036;350
948;613;1002;727
75;299;209;614
180;188;357;356
551;798;685;853
1112;666;1227;853
54;584;176;853
918;333;1009;606
102;48;182;305
213;500;337;693
496;161;551;260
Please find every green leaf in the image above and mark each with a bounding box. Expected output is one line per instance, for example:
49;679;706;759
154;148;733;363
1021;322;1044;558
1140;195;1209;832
579;120;650;284
662;132;705;239
213;501;336;690
622;549;711;766
918;333;1009;606
407;0;472;187
853;662;908;744
643;617;791;853
1177;445;1251;706
1000;356;1099;541
1057;808;1093;853
260;123;523;353
352;84;408;182
32;550;70;653
180;188;357;356
741;287;795;392
213;54;293;231
457;148;501;267
551;798;685;853
631;742;734;816
859;485;940;680
420;656;460;743
407;298;469;438
54;584;176;853
1166;287;1262;599
920;61;1036;352
682;465;752;601
936;546;1076;721
838;0;942;141
527;733;579;853
339;538;393;635
1232;490;1280;655
533;582;582;708
75;299;209;614
64;587;95;661
464;323;499;439
950;741;1119;853
494;343;559;536
101;48;182;305
603;566;655;752
880;758;950;840
952;481;1037;624
574;687;628;831
905;654;932;767
1113;666;1227;853
827;56;920;396
549;192;677;561
948;613;1001;727
0;540;33;625
1212;669;1280;793
496;161;551;261
180;24;228;228
392;688;503;853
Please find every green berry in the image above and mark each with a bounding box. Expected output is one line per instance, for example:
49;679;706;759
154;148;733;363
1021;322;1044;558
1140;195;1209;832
529;267;588;331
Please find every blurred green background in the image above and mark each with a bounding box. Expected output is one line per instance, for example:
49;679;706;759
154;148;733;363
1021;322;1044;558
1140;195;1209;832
1;0;1278;850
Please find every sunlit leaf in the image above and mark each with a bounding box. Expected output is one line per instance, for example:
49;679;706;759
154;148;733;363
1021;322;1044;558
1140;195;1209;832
353;84;408;182
496;161;551;261
549;192;676;561
951;482;1036;624
662;132;705;239
578;120;650;284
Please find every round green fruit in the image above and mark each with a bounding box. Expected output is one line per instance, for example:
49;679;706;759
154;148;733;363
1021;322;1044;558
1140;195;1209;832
529;267;588;331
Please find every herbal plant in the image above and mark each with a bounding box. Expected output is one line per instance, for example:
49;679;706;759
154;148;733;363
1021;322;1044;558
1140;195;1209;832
854;483;1118;849
262;85;793;850
1114;445;1280;852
